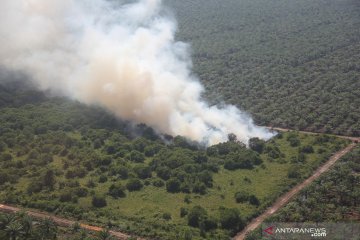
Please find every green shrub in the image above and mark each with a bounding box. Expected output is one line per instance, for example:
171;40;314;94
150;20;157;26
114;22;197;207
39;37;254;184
117;166;129;179
126;178;143;191
234;191;249;203
130;150;145;163
98;175;108;183
187;206;207;228
180;207;188;218
134;165;152;179
152;178;165;188
162;213;172;221
287;134;300;147
192;182;206;195
59;190;74;202
108;183;126;198
203;217;218;231
92;195;107;208
0;171;9;185
74;187;88;197
249;138;265;153
300;145;314;154
166;178;181;193
184;195;191;204
219;208;244;231
249;195;260;206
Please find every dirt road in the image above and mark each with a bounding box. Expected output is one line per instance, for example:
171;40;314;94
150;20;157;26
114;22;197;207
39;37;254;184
267;127;359;142
234;142;357;240
0;204;139;240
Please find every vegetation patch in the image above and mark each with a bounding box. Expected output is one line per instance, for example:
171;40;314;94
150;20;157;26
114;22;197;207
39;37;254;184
245;146;360;240
0;85;349;239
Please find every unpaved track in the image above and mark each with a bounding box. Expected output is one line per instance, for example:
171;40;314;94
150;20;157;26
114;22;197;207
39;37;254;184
0;204;141;240
234;142;357;240
267;127;359;142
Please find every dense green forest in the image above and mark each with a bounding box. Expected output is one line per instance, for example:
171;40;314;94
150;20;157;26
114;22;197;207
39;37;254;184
166;0;360;136
245;146;360;240
0;82;349;239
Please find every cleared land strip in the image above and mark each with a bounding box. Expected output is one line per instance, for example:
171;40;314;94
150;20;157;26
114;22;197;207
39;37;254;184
234;142;357;240
267;127;359;142
0;204;142;240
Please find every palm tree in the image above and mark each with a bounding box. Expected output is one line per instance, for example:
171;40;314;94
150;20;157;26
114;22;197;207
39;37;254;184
4;221;23;240
71;221;81;233
19;214;33;238
37;218;57;240
96;228;115;240
0;213;16;229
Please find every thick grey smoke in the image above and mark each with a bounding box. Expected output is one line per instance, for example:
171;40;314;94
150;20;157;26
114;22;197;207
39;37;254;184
0;0;274;145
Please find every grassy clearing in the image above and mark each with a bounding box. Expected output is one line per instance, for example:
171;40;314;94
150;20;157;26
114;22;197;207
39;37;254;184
46;132;347;238
1;125;348;239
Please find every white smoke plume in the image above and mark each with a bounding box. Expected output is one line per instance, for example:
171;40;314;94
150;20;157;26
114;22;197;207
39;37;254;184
0;0;274;145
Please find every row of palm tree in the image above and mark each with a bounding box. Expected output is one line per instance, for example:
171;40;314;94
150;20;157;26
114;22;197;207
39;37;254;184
0;211;119;240
0;211;57;240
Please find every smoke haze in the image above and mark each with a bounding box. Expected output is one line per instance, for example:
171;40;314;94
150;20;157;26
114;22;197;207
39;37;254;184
0;0;274;145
